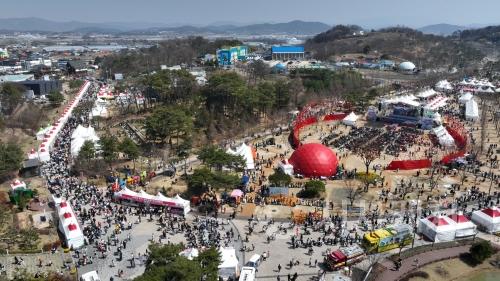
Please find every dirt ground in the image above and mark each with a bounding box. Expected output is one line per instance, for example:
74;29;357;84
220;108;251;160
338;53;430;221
407;254;500;281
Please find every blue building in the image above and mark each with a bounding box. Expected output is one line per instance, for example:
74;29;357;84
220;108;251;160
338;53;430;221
216;46;248;66
271;46;305;60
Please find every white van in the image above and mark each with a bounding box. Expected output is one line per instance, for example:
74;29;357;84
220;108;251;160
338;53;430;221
238;266;256;281
245;254;262;268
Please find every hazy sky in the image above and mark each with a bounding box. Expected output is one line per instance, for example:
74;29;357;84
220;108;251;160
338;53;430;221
2;0;499;28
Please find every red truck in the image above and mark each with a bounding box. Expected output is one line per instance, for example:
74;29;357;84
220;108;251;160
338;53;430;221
325;245;365;270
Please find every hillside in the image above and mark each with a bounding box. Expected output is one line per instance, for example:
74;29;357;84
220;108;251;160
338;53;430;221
454;25;500;45
418;23;467;36
306;26;485;69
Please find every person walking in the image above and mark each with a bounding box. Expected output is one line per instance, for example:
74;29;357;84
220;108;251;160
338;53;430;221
277;264;282;272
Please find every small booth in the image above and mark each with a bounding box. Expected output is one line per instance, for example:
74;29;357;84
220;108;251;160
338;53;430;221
448;212;477;238
471;206;500;234
418;215;457;242
278;159;294;176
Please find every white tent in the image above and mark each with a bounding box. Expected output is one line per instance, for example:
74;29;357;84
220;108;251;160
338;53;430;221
36;125;51;140
448;212;477;238
465;99;479;121
218;247;239;280
278;159;294;176
90;102;109;119
459;92;473;104
173;194;191;214
342;112;358;126
179;248;199;260
70;125;100;157
81;271;100;281
435;80;453;91
433;112;442;124
471;207;500;234
53;196;85;249
226;143;255;170
432;126;455;147
417;89;437;99
417;215;457;242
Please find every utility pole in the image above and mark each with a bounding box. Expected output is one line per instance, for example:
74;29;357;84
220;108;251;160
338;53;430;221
411;191;420;248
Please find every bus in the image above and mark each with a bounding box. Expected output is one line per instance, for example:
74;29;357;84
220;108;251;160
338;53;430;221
362;224;413;253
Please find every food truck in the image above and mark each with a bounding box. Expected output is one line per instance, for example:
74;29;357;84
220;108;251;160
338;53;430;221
362;224;413;253
325;245;365;270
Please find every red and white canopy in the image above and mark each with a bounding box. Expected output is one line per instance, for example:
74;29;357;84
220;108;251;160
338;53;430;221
418;215;457;242
113;187;190;214
53;196;85;248
10;179;26;190
471;206;500;233
448;212;476;238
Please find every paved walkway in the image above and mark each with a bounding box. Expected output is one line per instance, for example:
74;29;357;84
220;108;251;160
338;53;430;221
372;245;470;281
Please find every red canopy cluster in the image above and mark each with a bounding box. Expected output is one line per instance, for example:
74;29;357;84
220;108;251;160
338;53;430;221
289;143;338;177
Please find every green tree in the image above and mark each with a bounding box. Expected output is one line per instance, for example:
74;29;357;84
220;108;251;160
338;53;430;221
18;228;39;251
273;79;291;110
144;106;193;146
268;169;292;186
68;80;83;89
188;168;240;195
175;138;192;176
99;135;118;168
298;180;326;198
363;45;371;54
0;82;24;115
198;247;221;281
119;137;140;169
78;141;96;162
47;90;64;104
470;241;494;264
134;243;220;281
0;142;24;179
197;145;245;171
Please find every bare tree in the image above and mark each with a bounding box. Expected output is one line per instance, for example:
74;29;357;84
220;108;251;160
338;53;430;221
345;179;363;207
354;147;381;192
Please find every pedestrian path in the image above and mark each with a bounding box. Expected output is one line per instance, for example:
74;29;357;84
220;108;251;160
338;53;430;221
372;245;470;281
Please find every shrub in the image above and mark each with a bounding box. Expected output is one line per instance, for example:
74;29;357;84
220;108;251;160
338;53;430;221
470;241;494;264
298;180;326;198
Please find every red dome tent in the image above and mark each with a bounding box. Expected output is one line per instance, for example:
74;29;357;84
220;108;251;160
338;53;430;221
289;143;338;177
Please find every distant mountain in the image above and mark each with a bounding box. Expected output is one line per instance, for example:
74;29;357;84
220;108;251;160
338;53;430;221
418;23;467;36
0;17;330;36
0;17;171;33
230;20;331;35
125;20;331;36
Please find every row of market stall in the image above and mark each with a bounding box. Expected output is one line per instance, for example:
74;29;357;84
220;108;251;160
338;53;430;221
418;207;500;242
53;196;85;249
30;81;91;163
113;187;191;216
